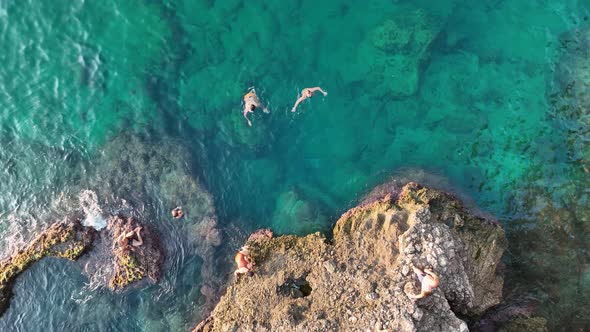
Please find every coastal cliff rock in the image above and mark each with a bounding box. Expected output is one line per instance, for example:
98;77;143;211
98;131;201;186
107;215;163;290
0;219;95;315
197;182;506;331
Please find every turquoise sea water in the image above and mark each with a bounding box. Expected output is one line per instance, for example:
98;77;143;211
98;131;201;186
1;0;590;330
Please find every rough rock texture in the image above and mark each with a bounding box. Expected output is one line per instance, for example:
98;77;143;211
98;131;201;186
0;219;95;315
107;215;163;290
198;182;506;331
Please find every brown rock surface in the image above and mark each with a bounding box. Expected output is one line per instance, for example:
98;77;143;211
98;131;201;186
197;182;506;331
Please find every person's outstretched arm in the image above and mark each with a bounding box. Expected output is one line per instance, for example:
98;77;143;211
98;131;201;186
310;87;328;96
132;228;143;247
291;96;306;112
243;109;252;126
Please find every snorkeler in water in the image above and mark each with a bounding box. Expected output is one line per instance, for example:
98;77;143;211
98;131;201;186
243;88;269;126
291;87;328;113
171;207;184;219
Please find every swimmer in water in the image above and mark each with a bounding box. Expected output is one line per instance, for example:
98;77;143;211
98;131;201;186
243;88;269;126
234;245;255;278
291;87;328;113
171;207;184;219
408;265;440;299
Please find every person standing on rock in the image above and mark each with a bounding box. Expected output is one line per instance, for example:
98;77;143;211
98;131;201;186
234;246;255;278
291;87;328;113
409;265;440;299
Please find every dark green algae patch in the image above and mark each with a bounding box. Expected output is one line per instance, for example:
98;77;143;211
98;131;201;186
0;219;95;315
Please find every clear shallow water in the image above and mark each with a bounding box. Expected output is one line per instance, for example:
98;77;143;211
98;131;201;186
1;0;590;330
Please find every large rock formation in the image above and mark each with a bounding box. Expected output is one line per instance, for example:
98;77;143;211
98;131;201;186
197;182;506;331
0;218;95;315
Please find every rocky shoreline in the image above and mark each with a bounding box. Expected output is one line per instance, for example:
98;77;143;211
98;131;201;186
195;182;510;332
0;217;95;315
0;213;164;317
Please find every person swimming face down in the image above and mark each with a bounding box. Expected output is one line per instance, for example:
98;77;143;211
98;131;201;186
291;87;328;113
242;88;269;126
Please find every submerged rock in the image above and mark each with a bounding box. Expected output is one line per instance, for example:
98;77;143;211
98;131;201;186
85;133;223;310
550;26;590;162
271;190;327;235
0;218;95;316
346;7;443;98
196;182;506;331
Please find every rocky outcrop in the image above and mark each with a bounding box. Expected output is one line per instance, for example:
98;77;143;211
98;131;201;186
107;215;163;290
0;219;95;315
0;212;165;317
197;182;506;331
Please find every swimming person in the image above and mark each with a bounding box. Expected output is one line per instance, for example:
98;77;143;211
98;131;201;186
291;87;328;112
113;226;143;251
408;265;440;299
243;88;268;126
171;207;184;219
234;245;255;278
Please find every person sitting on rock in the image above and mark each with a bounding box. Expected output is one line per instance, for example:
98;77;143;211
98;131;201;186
243;88;268;126
234;245;255;278
113;226;143;251
408;265;440;299
291;87;328;113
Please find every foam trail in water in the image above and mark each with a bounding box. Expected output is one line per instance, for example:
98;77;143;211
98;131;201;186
79;190;106;230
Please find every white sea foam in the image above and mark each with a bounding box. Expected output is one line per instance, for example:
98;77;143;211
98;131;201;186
79;190;106;230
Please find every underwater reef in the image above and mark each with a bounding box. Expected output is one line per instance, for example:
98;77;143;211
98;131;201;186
83;133;223;310
0;218;95;316
195;182;508;331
